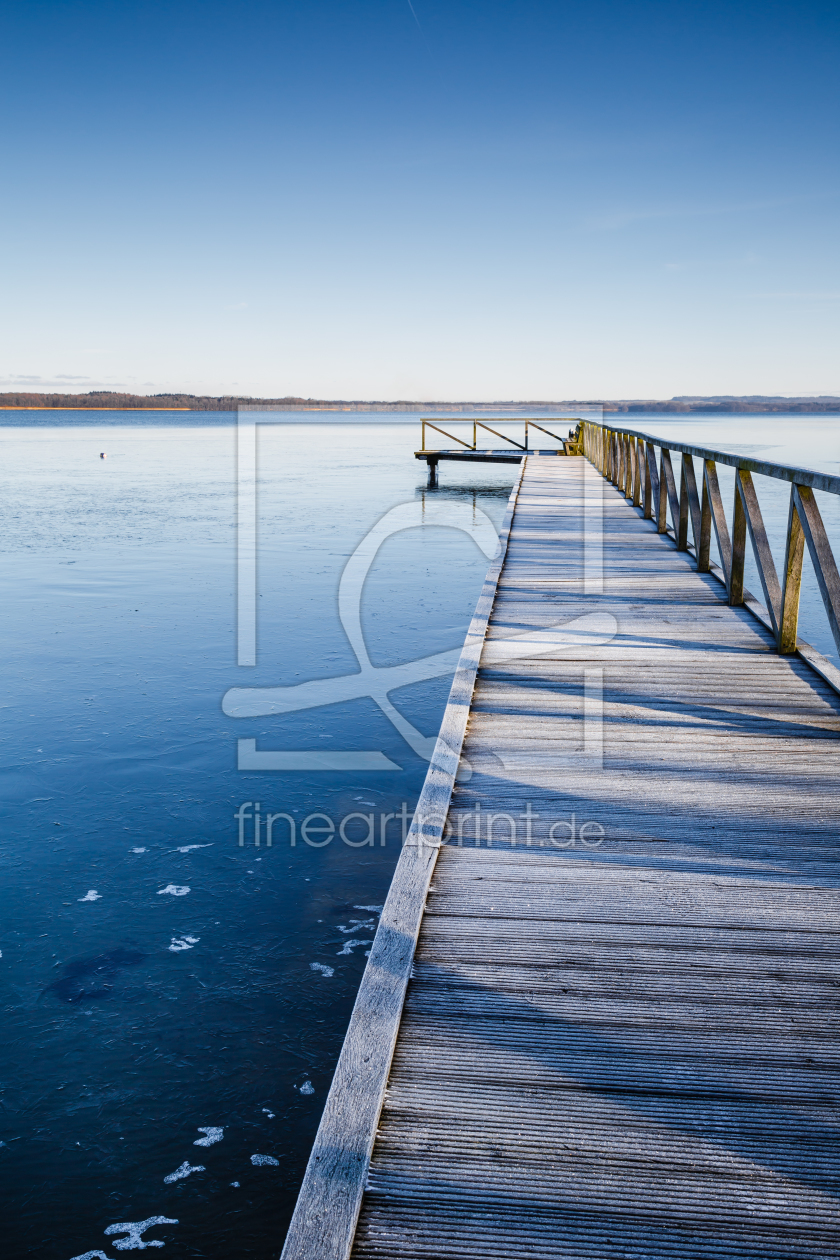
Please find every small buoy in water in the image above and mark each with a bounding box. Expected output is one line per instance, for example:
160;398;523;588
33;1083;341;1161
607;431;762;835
100;452;106;459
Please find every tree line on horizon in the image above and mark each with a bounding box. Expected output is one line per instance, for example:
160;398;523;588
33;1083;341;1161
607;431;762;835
1;390;839;413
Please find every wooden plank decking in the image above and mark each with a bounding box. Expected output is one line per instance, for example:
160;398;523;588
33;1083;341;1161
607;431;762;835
284;456;840;1260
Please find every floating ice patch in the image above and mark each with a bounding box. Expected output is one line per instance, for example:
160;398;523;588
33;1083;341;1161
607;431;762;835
230;1181;240;1187
354;905;383;913
174;844;212;853
250;1153;279;1166
262;1108;275;1118
163;1160;205;1184
157;885;190;896
299;1081;315;1096
131;848;147;854
70;1252;110;1260
337;938;373;956
310;962;334;977
194;1126;224;1147
337;919;375;934
78;891;101;902
104;1215;178;1249
168;936;199;952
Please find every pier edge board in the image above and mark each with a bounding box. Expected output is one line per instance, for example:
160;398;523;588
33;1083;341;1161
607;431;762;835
278;459;528;1260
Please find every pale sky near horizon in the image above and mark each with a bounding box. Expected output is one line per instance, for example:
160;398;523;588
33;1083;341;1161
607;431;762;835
1;0;838;400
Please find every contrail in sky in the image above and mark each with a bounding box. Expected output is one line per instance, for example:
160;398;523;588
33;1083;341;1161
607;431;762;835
406;0;433;57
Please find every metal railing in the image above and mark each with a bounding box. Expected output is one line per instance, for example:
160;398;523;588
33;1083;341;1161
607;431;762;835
580;420;840;659
421;419;581;453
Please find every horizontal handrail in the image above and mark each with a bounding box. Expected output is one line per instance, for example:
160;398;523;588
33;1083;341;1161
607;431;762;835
420;417;583;453
596;420;840;496
579;420;840;671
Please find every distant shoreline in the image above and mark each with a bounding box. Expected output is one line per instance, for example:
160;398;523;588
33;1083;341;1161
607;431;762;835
2;392;840;415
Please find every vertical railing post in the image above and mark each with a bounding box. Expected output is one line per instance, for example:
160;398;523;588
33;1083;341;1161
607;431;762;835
779;487;805;652
698;474;712;571
644;442;660;523
729;473;747;605
677;457;690;551
633;438;643;508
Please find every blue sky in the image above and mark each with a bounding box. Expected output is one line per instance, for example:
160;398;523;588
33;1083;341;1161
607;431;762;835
1;0;838;399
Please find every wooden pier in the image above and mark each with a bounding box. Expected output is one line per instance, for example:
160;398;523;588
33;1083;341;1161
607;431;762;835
282;434;840;1260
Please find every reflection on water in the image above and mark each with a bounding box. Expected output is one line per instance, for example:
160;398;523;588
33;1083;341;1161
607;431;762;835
1;411;838;1257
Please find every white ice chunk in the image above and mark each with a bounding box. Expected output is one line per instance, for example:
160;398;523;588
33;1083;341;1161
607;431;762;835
250;1153;279;1166
163;1161;205;1184
337;938;373;956
310;962;334;977
78;891;101;902
299;1081;315;1095
104;1216;178;1249
194;1126;224;1147
157;885;190;896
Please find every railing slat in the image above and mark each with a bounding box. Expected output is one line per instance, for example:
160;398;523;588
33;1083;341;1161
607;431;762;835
735;470;782;636
681;455;702;556
792;485;840;657
660;449;680;539
703;460;732;585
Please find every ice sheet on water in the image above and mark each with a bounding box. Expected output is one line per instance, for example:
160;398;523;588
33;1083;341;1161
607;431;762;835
310;962;334;977
157;885;190;896
250;1153;279;1166
78;891;101;902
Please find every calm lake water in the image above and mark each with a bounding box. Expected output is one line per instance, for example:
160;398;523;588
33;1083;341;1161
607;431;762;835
2;410;839;1258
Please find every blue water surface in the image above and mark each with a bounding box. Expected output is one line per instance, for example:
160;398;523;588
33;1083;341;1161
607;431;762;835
0;416;515;1259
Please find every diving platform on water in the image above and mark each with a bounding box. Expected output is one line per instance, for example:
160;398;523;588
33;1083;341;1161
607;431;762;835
282;423;840;1260
415;417;581;485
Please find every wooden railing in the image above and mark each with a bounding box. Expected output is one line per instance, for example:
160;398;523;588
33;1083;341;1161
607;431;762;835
421;419;580;453
579;420;840;661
